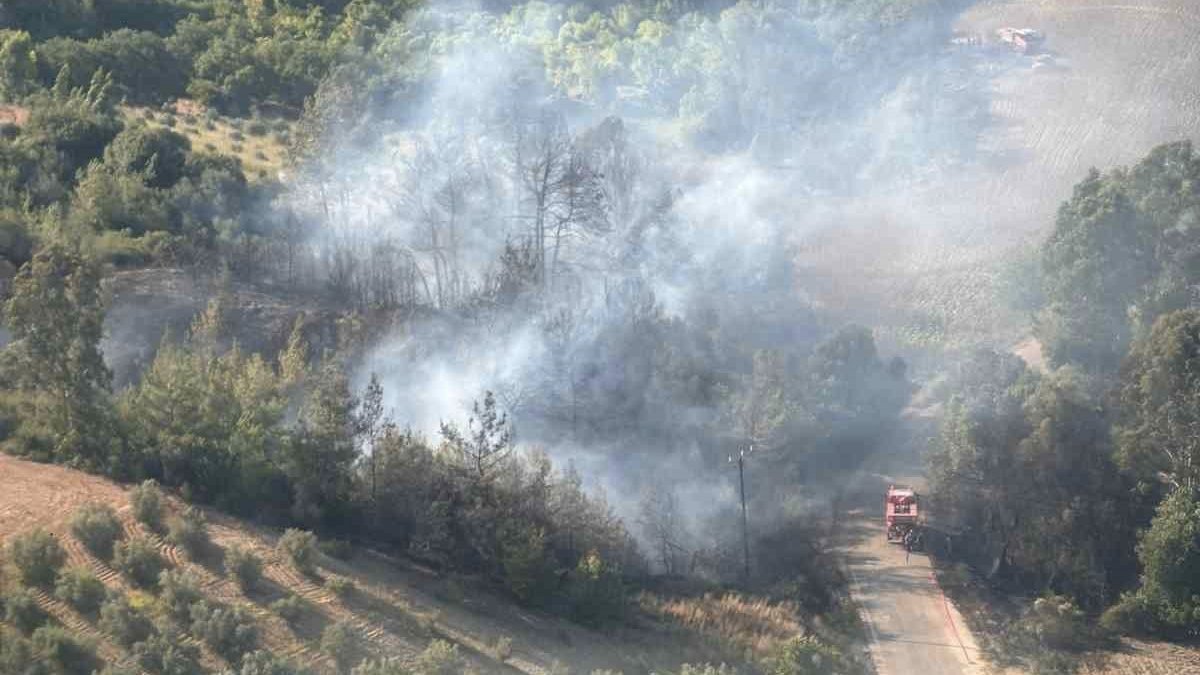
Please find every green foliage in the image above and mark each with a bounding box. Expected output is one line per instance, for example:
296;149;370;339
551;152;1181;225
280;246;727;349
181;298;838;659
8;528;66;587
69;503;122;560
157;568;202;625
4;587;47;634
236;650;302;675
324;576;354;598
1120;488;1200;636
167;506;209;559
133;630;202;675
30;625;97;675
268;595;305;626
112;537;165;588
0;626;44;675
98;592;156;648
277;529;318;576
0;30;38;99
1116;309;1200;491
499;524;554;605
319;621;358;674
763;635;841;675
53;567;106;615
103;124;190;188
676;666;738;675
567;550;625;627
411;640;465;675
224;544;263;593
3;244;112;466
130;480;165;531
189;601;259;663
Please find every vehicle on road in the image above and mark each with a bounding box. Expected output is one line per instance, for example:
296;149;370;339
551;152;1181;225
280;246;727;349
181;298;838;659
885;484;920;544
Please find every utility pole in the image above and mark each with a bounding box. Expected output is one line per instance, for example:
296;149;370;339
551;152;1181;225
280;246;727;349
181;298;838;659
729;444;753;581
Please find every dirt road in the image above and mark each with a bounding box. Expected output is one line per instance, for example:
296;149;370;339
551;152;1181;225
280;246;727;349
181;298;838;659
842;508;984;675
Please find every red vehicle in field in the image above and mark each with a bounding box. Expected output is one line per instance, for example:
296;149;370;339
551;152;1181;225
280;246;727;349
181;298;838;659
885;485;919;543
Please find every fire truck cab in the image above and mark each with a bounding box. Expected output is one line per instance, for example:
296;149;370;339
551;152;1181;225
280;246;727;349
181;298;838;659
885;485;919;543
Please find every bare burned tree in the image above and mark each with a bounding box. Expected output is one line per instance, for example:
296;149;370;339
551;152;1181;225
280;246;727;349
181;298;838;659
638;483;687;575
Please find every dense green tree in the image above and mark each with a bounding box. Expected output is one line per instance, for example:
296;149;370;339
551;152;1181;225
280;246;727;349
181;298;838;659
1117;309;1200;493
2;244;112;466
0;30;38;100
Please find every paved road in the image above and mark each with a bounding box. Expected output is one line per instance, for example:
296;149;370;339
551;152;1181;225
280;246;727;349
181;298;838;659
839;499;985;675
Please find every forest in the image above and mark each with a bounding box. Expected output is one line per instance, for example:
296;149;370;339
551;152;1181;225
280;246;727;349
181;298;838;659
0;0;1199;673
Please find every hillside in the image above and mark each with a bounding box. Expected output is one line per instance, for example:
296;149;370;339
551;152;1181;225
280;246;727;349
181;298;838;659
0;454;778;674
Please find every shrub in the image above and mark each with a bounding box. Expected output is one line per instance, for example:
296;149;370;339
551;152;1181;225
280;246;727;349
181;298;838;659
203;120;216;131
1022;595;1092;652
9;528;66;587
167;507;209;559
98;593;156;647
246;121;268;137
54;567;106;615
678;666;738;675
1100;590;1159;635
230;130;245;142
320;621;357;673
351;658;407;675
318;539;353;561
204;143;217;151
492;635;513;662
4;587;47;634
70;503;123;560
113;538;165;588
225;544;263;592
0;629;38;675
412;640;464;675
269;595;304;626
32;625;97;674
231;143;244;153
130;480;165;532
239;649;300;675
567;550;625;627
278;530;318;576
764;635;841;675
325;577;354;598
158;569;202;625
190;601;259;662
162;115;177;128
133;630;201;675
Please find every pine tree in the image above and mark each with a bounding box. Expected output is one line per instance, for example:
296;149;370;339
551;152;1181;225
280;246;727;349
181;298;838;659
4;244;112;467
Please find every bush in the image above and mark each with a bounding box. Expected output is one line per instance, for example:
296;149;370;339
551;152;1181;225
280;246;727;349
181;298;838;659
269;595;304;626
190;601;259;662
133;630;201;675
492;635;513;662
225;544;263;592
167;507;209;559
0;628;38;674
278;530;318;576
412;640;464;675
1100;590;1159;636
130;480;165;532
678;665;738;675
325;577;354;598
351;658;408;675
113;538;165;588
158;569;202;625
4;588;47;634
32;625;97;675
98;593;156;647
318;539;352;561
230;130;245;142
9;528;66;587
567;550;625;627
764;635;842;675
162;115;177;128
246;121;268;137
320;621;357;673
1023;595;1092;652
54;567;106;615
70;503;123;560
238;649;300;675
231;143;244;153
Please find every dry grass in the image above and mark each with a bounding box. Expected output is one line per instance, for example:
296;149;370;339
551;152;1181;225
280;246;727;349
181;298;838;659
639;591;807;657
119;104;291;182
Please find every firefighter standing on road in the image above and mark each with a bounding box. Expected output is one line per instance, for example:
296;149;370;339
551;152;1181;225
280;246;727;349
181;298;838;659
903;529;914;564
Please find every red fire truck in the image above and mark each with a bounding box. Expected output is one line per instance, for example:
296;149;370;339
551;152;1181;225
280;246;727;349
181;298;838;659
885;485;919;543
